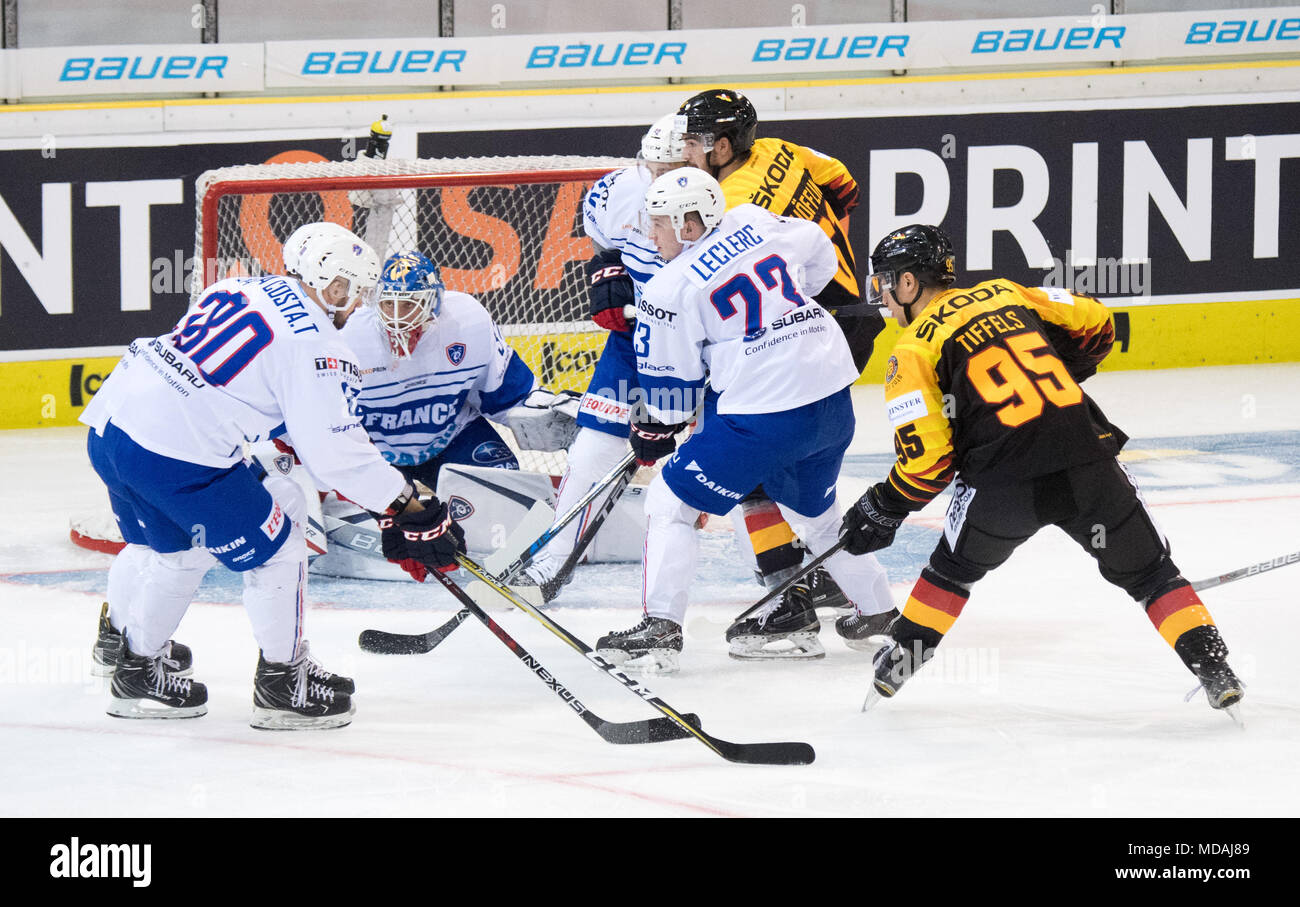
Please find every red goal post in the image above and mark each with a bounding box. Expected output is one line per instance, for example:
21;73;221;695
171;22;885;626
194;155;635;475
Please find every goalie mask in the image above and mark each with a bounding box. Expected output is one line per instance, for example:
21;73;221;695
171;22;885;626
298;230;381;317
371;251;445;358
645;167;725;244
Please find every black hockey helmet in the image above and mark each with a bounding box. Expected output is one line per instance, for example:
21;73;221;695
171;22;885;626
867;224;957;306
675;89;758;153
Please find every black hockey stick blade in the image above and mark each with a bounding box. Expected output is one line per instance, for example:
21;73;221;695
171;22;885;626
457;555;817;766
593;711;704;745
358;610;471;655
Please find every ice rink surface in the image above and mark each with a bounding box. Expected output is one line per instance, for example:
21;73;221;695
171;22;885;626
2;364;1297;818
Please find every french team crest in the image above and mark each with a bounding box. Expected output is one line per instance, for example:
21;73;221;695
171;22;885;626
446;342;467;365
448;496;475;521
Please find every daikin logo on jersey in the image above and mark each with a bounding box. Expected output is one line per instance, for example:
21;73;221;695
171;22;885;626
50;838;151;887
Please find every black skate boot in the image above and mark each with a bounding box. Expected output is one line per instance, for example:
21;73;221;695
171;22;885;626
107;648;207;719
596;615;683;674
808;567;853;615
92;602;193;677
516;562;569;605
835;607;900;651
1176;625;1244;720
726;584;823;660
301;644;355;695
861;637;935;711
251;643;355;730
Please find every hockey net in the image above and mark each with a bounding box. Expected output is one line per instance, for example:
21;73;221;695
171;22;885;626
194;154;635;476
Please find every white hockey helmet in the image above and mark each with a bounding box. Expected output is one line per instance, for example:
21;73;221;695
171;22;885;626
645;167;725;243
640;113;686;164
283;221;355;276
298;230;381;314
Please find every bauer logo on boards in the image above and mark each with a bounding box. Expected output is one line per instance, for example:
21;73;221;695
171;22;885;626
50;837;151;887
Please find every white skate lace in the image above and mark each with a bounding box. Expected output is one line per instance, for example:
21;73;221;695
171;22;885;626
149;658;191;697
287;644;337;708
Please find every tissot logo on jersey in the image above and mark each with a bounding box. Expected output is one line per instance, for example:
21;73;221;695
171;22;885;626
637;298;677;322
314;356;361;379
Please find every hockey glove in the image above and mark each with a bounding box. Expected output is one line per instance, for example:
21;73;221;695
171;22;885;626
378;499;466;582
503;389;582;452
586;247;634;333
840;484;908;555
630;419;685;467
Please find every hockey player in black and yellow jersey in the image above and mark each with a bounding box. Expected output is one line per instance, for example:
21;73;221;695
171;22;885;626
840;224;1244;718
673;89;891;651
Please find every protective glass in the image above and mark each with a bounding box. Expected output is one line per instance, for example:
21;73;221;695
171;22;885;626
867;269;896;306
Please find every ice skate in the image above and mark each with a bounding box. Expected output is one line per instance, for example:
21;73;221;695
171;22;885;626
251;643;355;730
863;637;935;709
92;602;193;677
107;648;207;719
1187;659;1245;726
596;615;682;674
518;556;571;605
726;584;824;660
835;607;900;652
808;566;853;615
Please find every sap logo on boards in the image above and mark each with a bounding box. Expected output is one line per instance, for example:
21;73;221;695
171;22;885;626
60;55;231;82
300;50;466;75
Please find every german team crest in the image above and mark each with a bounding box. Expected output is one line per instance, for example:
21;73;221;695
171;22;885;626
446;342;467;365
885;355;899;384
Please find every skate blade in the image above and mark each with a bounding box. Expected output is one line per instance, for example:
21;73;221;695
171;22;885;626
728;631;825;661
861;682;888;712
839;634;892;653
595;647;679;675
1222;703;1246;729
107;698;207;719
467;580;544;612
250;703;356;730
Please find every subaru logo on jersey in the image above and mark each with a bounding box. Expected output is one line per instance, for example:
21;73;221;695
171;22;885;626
448;496;475;521
446;342;467;365
472;441;514;465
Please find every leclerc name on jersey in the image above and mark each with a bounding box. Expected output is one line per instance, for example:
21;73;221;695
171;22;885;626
688;224;765;282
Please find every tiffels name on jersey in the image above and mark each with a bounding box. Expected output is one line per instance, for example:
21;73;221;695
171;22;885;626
314;357;360;379
914;283;1014;341
750;143;821;220
688;225;765;282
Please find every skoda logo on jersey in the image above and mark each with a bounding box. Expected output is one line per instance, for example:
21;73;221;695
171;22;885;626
472;441;514;465
744;326;767;342
448;496;475;521
446;343;467;366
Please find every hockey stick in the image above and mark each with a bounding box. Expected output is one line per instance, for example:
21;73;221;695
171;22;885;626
494;449;638;582
1191;550;1300;592
730;539;849;625
420;567;701;746
358;455;639;656
456;553;816;766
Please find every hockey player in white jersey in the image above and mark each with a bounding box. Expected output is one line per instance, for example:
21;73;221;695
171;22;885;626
595;168;893;672
82;227;467;727
518;115;685;599
339;250;576;503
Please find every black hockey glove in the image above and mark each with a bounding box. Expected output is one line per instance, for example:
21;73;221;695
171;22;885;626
630;418;685;467
586;247;635;332
840;484;908;555
378;498;466;582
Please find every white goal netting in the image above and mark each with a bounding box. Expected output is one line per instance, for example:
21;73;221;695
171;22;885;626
194;154;635;475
